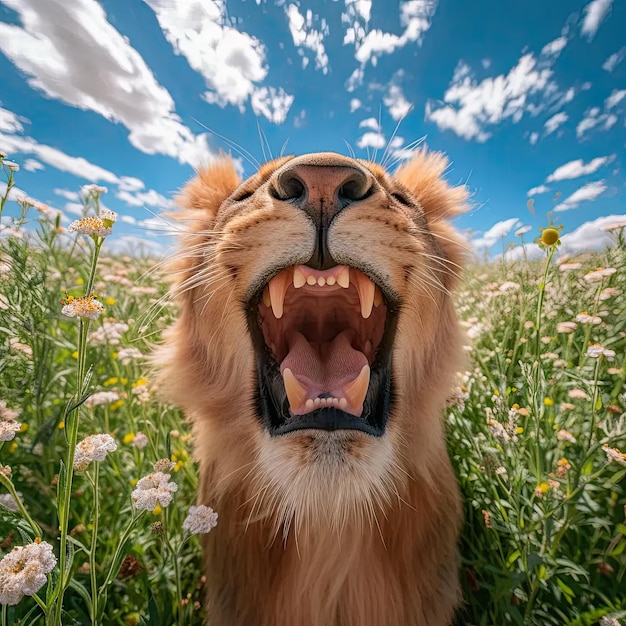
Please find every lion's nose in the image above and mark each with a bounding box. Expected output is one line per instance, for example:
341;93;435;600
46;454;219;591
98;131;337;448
274;164;373;227
273;163;373;270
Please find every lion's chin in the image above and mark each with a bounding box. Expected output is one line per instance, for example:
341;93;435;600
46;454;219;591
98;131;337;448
255;429;398;534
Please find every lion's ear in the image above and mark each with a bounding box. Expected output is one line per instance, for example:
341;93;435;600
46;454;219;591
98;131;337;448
393;149;468;223
177;156;241;221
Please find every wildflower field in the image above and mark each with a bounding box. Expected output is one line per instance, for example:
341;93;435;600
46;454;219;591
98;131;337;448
1;153;625;625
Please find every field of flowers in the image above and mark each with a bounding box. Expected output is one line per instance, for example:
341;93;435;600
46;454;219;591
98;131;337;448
0;153;625;625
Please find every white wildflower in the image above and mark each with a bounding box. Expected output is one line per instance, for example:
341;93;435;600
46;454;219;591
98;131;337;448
73;434;117;471
117;347;143;365
132;432;148;449
183;505;218;535
514;225;531;237
0;493;19;512
558;262;582;271
584;267;617;282
81;184;108;196
600;617;622;626
0;401;21;421
575;312;602;325
68;209;117;238
0;540;56;605
61;295;104;320
488;419;510;443
0;420;21;442
556;321;577;334
88;320;129;345
3;160;19;172
557;429;577;444
603;444;626;467
586;344;616;362
131;472;178;511
84;391;121;408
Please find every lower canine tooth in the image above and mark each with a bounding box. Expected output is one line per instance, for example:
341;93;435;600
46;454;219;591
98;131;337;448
282;368;307;411
343;365;370;411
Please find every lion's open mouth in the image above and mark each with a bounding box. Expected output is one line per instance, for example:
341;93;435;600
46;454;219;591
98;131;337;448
247;264;397;436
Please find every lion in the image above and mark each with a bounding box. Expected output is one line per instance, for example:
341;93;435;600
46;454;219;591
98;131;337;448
155;150;469;626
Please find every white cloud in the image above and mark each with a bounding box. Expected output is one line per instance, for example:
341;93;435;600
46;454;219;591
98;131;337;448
471;218;521;250
505;214;626;261
0;106;25;134
546;156;612;182
115;189;174;210
1;130;120;183
145;0;292;125
528;184;550;197
580;0;614;40
1;104;180;212
356;131;386;150
345;67;365;92
576;92;622;138
426;53;553;142
0;0;210;166
544;112;568;135
350;98;362;113
359;117;381;131
553;180;607;211
603;47;626;72
22;158;44;172
286;4;329;74
605;89;626;109
64;202;85;216
107;234;167;257
529;131;539;145
345;0;438;67
250;87;294;125
54;188;80;201
541;36;567;58
384;83;412;120
559;214;626;253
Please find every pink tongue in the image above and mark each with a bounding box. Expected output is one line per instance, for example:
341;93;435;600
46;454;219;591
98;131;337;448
279;329;368;399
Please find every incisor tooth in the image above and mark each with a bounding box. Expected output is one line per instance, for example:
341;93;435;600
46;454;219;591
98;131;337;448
337;266;350;288
282;368;307;411
307;275;316;286
343;365;370;411
268;269;291;318
317;276;326;286
293;266;306;288
326;276;336;286
354;273;375;318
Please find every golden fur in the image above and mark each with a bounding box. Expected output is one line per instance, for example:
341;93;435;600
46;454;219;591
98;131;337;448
155;150;468;625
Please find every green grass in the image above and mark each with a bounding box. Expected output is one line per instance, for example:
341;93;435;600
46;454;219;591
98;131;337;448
1;155;625;625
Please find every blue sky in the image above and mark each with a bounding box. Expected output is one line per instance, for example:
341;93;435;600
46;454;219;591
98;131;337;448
0;0;624;258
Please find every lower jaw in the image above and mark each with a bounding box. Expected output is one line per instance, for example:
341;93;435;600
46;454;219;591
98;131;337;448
270;407;382;436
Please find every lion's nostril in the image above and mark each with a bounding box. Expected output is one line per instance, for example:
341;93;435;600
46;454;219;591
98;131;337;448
274;174;306;202
338;178;372;204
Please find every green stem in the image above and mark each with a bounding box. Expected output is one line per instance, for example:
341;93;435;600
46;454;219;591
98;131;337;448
164;508;185;626
0;169;14;219
0;473;42;537
96;511;144;618
86;468;101;625
51;235;103;626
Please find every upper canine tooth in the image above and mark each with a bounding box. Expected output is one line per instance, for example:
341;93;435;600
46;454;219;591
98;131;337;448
354;272;375;318
293;266;306;288
343;365;370;413
282;368;307;412
337;266;350;288
268;269;291;319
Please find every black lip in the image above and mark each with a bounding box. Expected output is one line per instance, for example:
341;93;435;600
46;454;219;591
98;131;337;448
245;267;399;437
